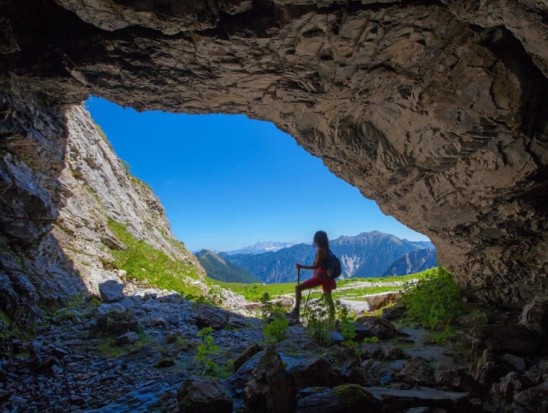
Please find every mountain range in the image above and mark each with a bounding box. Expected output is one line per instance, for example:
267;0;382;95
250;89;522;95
195;250;260;283
382;247;437;276
223;241;298;255
198;231;436;284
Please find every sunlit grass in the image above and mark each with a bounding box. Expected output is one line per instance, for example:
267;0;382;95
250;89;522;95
218;268;435;301
108;220;204;297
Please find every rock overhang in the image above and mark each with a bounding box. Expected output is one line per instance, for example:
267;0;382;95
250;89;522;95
0;0;547;308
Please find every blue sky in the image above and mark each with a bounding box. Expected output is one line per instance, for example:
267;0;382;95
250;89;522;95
86;97;429;251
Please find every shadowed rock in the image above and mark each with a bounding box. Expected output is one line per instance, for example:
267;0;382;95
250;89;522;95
0;0;546;311
368;386;471;412
297;384;383;413
99;280;125;303
177;376;232;413
244;345;296;413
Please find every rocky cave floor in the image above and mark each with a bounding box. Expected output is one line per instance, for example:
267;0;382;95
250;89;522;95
1;285;547;413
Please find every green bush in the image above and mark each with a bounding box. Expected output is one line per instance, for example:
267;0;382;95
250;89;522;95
401;266;462;336
259;292;273;322
264;314;289;344
337;302;357;348
260;293;289;344
195;327;219;376
303;297;331;347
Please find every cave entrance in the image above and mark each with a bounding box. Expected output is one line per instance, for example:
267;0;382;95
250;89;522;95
85;96;433;280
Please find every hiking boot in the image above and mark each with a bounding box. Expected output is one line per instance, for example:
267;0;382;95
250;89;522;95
287;309;300;323
287;312;301;326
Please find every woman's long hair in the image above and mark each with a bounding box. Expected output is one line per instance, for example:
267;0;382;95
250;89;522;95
313;230;329;250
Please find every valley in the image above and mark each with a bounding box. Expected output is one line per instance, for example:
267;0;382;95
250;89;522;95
198;235;436;285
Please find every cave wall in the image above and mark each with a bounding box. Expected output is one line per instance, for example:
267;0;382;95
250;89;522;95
0;0;546;308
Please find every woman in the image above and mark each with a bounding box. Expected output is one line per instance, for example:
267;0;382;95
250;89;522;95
289;230;336;325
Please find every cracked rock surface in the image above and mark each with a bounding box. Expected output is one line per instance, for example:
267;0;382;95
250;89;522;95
0;0;546;308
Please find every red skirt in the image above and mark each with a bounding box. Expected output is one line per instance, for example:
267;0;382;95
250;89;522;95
301;269;336;293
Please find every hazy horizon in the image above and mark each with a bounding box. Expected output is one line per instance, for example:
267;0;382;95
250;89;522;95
194;230;433;254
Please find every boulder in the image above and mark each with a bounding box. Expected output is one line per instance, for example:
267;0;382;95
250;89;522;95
244;345;296;413
362;359;405;387
367;386;472;412
115;331;138;345
194;304;229;330
99;280;125;303
520;297;548;336
397;358;436;386
512;381;548;413
374;344;407;361
501;353;527;372
177;376;232;413
474;349;500;386
487;372;531;412
286;356;334;388
355;317;396;340
434;367;483;396
96;309;139;335
363;292;401;312
340;360;376;387
382;304;407;321
226;350;265;397
484;324;542;356
233;343;263;372
297;384;383;413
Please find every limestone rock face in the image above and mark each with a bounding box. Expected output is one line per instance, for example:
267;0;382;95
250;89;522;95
0;0;547;308
56;105;205;295
0;91;207;316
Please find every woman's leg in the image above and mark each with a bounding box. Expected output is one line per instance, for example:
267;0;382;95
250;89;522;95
324;292;336;328
291;283;304;318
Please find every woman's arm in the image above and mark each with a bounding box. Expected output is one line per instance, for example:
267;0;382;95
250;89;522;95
296;248;327;270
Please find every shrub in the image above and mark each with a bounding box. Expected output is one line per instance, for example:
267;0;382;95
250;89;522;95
259;292;273;322
260;294;289;344
337;302;357;348
263;313;289;344
401;266;462;336
195;327;219;376
303;297;331;347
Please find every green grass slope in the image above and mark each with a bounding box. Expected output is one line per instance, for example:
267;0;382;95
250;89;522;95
107;220;205;297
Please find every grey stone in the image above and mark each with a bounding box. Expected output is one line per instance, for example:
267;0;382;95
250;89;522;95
194;304;229;330
177;376;232;413
355;317;396;340
382;304;407;321
368;386;471;411
244;346;296;413
233;343;263;372
99;280;125;303
520;297;548;336
297;384;382;413
512;381;548;413
501;354;527;372
397;358;436;386
115;332;138;345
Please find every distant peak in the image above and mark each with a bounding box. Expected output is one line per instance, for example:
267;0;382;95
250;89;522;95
223;241;298;255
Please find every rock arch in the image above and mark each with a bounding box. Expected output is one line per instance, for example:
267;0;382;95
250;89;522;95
0;0;546;308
